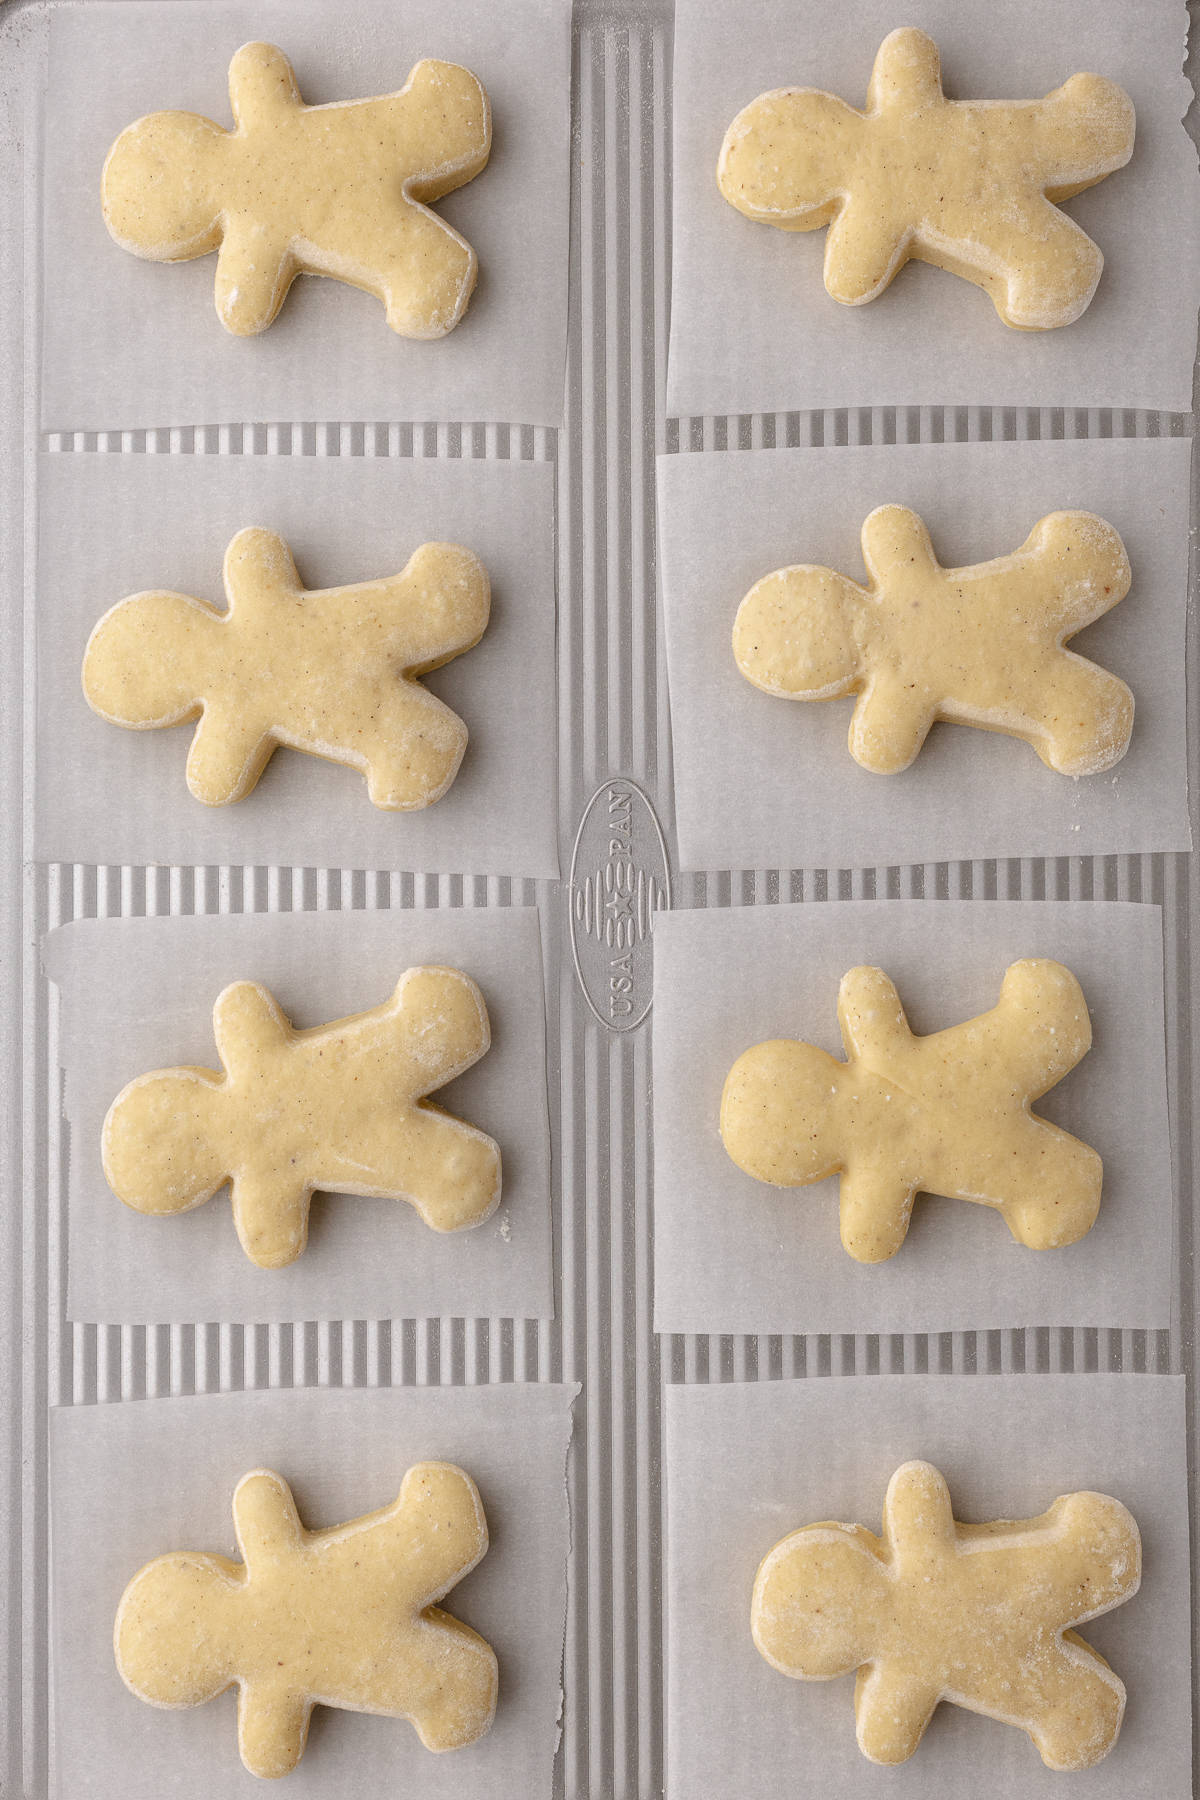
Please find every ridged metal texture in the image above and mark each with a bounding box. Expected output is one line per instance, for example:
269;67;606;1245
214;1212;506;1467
8;5;1200;1797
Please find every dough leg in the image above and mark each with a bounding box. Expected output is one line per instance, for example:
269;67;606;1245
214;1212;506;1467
1031;657;1134;776
1021;1637;1126;1770
392;967;491;1086
395;1612;498;1751
399;543;491;667
1015;512;1130;634
378;209;479;338
362;1105;501;1232
393;1463;488;1599
996;202;1104;331
1033;76;1136;196
985;959;1092;1095
394;62;491;196
364;688;469;810
998;1121;1101;1250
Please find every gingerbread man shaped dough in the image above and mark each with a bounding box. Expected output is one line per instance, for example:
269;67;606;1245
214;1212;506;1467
102;968;501;1268
721;960;1100;1262
733;506;1133;777
102;42;491;337
82;528;490;810
718;28;1134;329
116;1463;498;1778
752;1461;1140;1768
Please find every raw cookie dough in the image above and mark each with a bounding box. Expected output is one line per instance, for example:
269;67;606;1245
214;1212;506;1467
721;960;1100;1261
115;1463;498;1778
82;528;490;810
752;1460;1140;1768
718;27;1135;329
102;968;501;1268
102;41;492;337
733;506;1133;776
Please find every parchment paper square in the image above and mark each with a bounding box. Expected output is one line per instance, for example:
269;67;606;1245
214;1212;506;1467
652;900;1172;1336
665;1374;1190;1800
35;450;559;877
658;435;1191;871
50;1383;577;1800
667;0;1199;416
45;906;554;1324
41;0;571;431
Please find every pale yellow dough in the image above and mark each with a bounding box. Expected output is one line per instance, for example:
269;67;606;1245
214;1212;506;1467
718;27;1134;329
752;1460;1140;1769
102;41;491;337
102;968;501;1268
733;506;1133;776
115;1463;498;1779
720;960;1100;1262
82;528;490;810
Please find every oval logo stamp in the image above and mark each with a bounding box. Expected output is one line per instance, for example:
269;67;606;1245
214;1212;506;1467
569;779;671;1032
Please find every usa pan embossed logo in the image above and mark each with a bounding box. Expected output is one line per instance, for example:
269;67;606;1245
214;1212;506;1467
569;780;671;1032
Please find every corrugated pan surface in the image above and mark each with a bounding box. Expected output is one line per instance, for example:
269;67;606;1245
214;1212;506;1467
4;2;1199;1795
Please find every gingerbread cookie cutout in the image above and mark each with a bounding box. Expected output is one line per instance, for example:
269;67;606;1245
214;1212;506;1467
82;528;490;810
102;42;491;337
718;28;1134;330
116;1463;498;1778
103;968;501;1268
752;1460;1140;1768
733;506;1133;777
721;960;1100;1262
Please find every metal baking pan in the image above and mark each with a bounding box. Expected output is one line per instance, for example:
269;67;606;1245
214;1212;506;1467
2;1;1197;1793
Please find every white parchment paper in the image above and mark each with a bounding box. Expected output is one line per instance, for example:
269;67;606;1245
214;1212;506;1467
667;0;1199;417
41;0;571;431
35;450;559;877
45;907;553;1324
665;1374;1190;1800
652;901;1171;1336
658;436;1191;872
50;1383;577;1800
